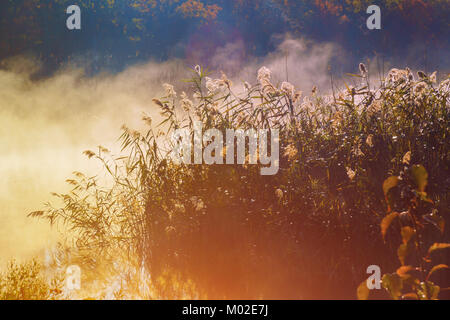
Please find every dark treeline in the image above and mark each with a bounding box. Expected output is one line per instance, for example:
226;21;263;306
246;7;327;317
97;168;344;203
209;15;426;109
1;0;449;75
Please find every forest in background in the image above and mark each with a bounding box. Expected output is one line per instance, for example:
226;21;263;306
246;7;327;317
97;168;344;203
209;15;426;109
1;0;449;75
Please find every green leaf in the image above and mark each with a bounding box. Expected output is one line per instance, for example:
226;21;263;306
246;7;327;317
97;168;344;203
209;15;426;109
417;281;440;300
382;273;403;300
381;212;399;240
428;243;450;254
356;280;370;300
383;176;399;196
411;165;428;192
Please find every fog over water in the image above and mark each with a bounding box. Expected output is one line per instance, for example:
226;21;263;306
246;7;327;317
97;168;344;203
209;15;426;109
0;35;447;265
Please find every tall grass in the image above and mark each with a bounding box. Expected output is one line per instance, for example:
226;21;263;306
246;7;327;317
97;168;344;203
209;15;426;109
29;65;449;299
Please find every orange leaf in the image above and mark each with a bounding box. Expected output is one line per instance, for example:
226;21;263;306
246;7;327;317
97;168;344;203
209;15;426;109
427;264;449;280
402;293;418;300
383;176;399;196
397;265;413;278
428;243;450;254
401;226;415;244
356;280;370;300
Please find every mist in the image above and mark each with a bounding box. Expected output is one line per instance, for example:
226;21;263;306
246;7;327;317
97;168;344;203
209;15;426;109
0;36;409;264
0;56;191;264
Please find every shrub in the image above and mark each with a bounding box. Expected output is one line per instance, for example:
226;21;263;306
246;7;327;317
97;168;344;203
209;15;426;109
0;259;63;300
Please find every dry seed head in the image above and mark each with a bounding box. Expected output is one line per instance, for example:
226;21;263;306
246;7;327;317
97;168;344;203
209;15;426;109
280;81;295;98
257;66;271;85
195;65;201;76
205;77;217;93
221;71;232;87
83;150;96;159
402;151;411;165
275;189;283;200
439;78;450;92
352;145;364;157
293;90;302;103
283;144;298;161
180;94;194;112
386;68;409;84
193;91;202;101
131;130;140;139
346;167;356;181
406;67;414;81
413;81;428;97
98;146;110;153
366;134;374;147
162;83;177;99
152;98;164;108
430;71;437;84
142;114;152;126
